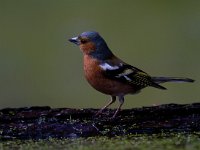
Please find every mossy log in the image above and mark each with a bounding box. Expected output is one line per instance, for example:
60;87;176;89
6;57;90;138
0;103;200;140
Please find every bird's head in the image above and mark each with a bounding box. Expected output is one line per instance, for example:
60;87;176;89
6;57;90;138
69;31;113;60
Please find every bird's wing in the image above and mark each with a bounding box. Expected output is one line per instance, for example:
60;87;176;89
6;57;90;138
99;62;153;88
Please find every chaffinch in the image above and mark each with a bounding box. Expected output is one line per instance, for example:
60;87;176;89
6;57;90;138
69;31;194;118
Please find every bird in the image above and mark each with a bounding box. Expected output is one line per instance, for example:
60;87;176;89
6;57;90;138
68;31;194;118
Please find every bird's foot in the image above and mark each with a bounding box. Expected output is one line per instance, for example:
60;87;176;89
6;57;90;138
94;109;103;117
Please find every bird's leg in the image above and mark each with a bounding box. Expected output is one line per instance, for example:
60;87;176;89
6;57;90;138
95;96;116;116
112;96;124;118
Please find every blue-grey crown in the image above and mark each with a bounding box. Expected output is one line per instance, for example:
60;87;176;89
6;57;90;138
80;31;114;60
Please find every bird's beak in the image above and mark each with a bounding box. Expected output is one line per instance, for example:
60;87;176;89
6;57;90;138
68;36;80;45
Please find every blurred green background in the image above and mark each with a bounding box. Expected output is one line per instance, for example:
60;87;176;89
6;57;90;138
0;0;199;109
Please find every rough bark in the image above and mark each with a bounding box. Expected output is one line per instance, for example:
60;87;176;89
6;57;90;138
0;103;200;140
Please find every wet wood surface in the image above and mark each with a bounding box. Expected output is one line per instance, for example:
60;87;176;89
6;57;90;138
0;103;200;140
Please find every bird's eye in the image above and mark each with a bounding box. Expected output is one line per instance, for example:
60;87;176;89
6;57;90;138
80;39;88;44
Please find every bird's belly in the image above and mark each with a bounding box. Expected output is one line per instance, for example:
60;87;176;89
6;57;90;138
83;55;139;96
89;77;136;95
84;68;137;96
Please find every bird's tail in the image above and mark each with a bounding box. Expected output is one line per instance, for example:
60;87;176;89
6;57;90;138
151;77;195;90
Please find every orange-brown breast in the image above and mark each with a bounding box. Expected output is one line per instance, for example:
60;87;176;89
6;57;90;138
83;55;137;96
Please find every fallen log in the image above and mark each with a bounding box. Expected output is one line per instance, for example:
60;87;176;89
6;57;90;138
0;103;200;140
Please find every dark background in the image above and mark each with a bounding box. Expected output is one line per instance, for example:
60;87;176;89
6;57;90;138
0;0;199;109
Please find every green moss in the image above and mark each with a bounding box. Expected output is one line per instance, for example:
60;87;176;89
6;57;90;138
0;133;200;150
